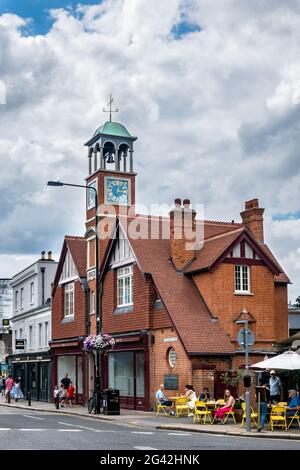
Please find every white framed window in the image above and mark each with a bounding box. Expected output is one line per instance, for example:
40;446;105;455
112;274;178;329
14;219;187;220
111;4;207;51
29;325;33;348
45;322;49;346
20;288;24;308
235;265;250;293
117;265;133;307
87;179;97;210
38;323;42;347
89;290;95;314
15;291;18;310
64;282;75;317
30;282;34;304
168;348;176;368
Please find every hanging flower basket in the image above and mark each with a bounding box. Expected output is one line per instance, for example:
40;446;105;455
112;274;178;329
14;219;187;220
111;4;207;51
83;333;115;354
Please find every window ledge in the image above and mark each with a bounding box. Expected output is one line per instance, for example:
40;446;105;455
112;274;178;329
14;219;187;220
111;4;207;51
234;291;254;296
114;305;134;315
61;316;75;324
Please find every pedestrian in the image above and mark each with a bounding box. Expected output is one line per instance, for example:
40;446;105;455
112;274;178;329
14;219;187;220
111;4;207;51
256;381;270;431
1;375;5;396
60;373;71;390
5;375;13;402
54;385;60;410
60;384;66;408
269;370;282;403
13;378;24;402
67;382;75;407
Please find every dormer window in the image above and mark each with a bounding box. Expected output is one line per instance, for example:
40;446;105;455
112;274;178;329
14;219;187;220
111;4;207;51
117;266;133;307
235;265;250;293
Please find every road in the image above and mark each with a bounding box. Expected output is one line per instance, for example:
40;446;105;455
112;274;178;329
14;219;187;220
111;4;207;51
0;407;299;450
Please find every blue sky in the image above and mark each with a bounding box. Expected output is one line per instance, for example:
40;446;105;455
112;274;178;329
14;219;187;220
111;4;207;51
0;0;101;34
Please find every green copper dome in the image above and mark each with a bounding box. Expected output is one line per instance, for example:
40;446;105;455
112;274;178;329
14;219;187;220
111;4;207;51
93;121;134;139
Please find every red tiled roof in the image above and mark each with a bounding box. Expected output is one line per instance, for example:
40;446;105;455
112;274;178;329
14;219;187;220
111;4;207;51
118;218;234;355
65;236;86;277
186;228;244;273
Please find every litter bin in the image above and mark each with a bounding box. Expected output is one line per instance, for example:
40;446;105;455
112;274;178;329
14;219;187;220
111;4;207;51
101;388;120;415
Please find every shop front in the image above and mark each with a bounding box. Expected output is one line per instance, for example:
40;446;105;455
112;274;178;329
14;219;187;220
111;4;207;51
103;332;150;411
50;338;86;404
11;352;51;402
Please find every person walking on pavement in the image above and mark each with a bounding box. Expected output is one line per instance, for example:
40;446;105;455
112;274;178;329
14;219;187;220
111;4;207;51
53;385;60;410
5;375;13;402
61;373;71;390
67;382;75;407
13;378;24;402
269;370;282;403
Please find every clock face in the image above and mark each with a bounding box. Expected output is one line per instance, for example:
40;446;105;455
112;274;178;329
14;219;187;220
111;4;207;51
105;177;130;205
87;180;97;209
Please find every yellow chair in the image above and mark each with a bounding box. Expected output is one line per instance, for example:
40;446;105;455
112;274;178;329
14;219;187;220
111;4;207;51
223;404;236;424
269;406;287;431
156;402;169;416
193;401;213;424
240;402;258;428
277;402;288;407
287;409;300;430
175;397;189;418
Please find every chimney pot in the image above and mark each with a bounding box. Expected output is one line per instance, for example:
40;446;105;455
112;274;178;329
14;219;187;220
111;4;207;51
174;198;181;207
47;251;52;260
41;251;45;260
183;199;190;209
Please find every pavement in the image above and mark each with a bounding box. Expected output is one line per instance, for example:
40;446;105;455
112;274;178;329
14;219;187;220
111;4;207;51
1;398;300;441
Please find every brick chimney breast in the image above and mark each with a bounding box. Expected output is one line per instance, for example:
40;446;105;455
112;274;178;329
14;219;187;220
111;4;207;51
240;198;265;242
170;198;196;271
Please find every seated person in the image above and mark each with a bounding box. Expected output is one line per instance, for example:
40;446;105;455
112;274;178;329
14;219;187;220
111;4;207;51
156;384;174;414
286;389;300;416
184;384;197;417
199;387;210;402
213;389;235;423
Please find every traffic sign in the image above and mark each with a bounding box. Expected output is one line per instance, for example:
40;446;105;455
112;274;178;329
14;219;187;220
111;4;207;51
237;328;255;348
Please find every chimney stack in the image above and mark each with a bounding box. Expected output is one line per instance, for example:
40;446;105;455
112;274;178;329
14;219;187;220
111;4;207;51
240;198;265;242
170;198;196;271
41;251;45;260
47;251;52;260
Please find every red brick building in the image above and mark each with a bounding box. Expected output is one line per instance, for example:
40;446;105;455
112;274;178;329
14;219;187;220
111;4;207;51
81;119;289;411
50;236;88;404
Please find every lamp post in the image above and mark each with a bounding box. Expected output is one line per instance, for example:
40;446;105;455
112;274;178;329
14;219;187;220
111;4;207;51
236;318;251;432
47;180;102;414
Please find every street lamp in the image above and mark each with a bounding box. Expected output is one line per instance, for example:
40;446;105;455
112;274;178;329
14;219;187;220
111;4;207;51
236;318;251;432
47;180;102;414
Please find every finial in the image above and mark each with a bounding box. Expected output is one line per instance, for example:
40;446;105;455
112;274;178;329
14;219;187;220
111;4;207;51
103;93;119;122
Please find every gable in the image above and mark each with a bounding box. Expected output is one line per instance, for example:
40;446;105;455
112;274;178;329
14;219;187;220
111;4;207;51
228;240;261;261
59;249;78;284
108;226;135;268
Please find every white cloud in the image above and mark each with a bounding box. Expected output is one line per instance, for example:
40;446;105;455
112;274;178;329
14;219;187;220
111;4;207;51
0;1;299;301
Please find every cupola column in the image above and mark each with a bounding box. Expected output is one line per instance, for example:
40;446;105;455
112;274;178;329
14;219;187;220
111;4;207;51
100;147;104;169
88;151;92;175
129;150;133;172
93;149;98;172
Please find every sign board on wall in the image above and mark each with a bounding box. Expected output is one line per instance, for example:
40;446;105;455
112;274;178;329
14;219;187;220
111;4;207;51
164;374;178;390
15;339;25;350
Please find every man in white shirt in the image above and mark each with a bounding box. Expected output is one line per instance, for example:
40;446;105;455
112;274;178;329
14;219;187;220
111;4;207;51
269;370;282;403
156;384;174;413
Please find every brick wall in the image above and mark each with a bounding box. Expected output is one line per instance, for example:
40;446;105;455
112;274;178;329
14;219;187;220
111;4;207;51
52;279;87;339
274;284;289;341
102;264;151;333
194;263;281;347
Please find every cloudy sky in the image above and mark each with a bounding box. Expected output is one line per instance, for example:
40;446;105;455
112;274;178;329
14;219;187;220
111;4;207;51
0;0;299;302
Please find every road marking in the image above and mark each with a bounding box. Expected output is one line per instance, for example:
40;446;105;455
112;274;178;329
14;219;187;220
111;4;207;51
57;429;82;432
23;415;44;420
134;446;158;450
0;428;10;431
19;429;45;431
131;431;154;435
168;432;191;436
58;422;96;431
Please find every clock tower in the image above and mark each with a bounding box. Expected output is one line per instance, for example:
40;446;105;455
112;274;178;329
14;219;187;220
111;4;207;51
84;114;137;279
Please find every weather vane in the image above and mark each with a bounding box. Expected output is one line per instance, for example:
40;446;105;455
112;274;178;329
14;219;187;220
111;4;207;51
103;93;119;122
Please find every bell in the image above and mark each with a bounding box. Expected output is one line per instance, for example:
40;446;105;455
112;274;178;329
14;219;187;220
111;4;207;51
106;152;115;164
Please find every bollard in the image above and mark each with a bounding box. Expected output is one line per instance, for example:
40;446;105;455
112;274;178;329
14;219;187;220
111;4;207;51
28;390;31;406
